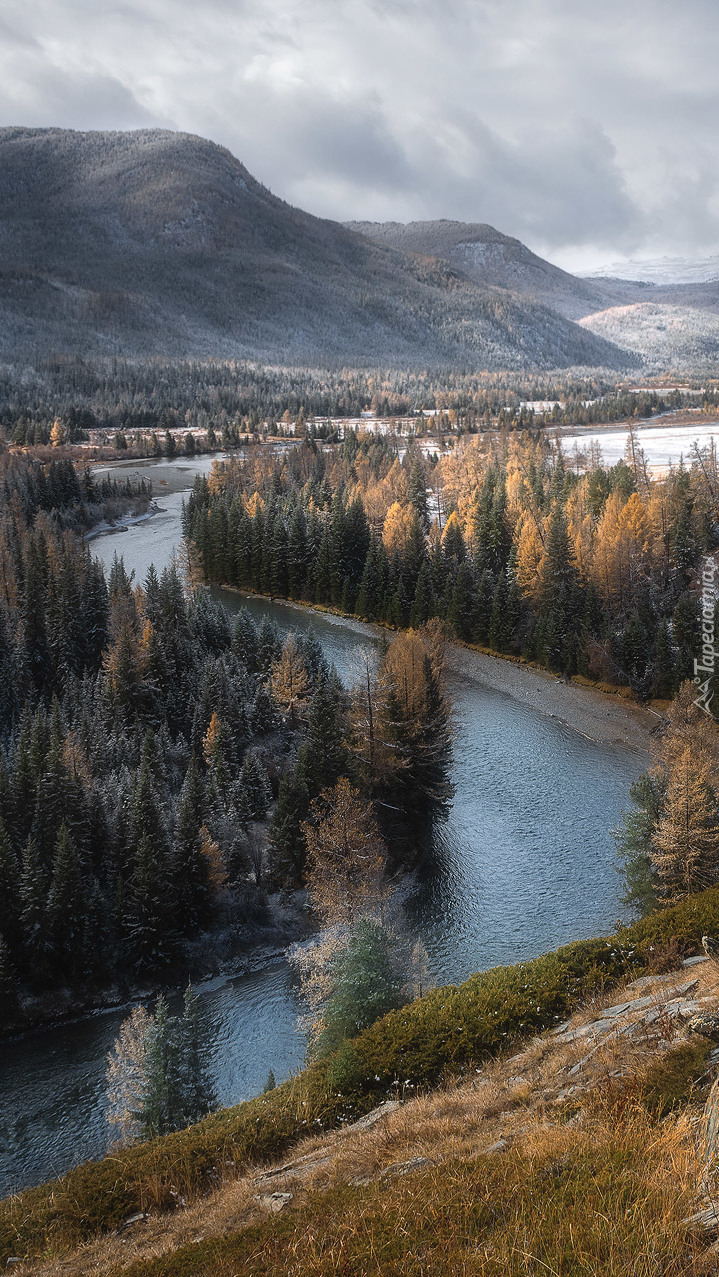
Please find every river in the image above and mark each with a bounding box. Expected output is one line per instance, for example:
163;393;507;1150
0;453;648;1196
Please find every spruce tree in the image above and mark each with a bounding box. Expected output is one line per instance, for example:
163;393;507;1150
296;673;347;795
0;815;20;948
237;751;272;823
139;994;182;1138
174;755;209;930
177;983;216;1126
268;767;310;885
47;823;88;974
317;920;403;1057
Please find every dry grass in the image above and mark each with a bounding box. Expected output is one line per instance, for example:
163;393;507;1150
16;960;719;1277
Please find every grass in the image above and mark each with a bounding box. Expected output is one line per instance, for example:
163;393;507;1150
116;1109;712;1277
3;888;719;1265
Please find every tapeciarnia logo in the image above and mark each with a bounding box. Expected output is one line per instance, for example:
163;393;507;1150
693;556;718;715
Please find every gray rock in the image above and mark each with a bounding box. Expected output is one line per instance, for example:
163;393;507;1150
380;1156;433;1179
255;1192;293;1213
346;1100;401;1133
683;1203;719;1233
483;1138;509;1154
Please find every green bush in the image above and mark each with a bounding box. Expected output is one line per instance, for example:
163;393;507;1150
3;888;719;1264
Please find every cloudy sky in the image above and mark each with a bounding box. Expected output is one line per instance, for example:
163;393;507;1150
2;0;718;270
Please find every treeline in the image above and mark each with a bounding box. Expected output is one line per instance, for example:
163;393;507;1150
2;356;713;440
497;387;702;431
186;428;719;702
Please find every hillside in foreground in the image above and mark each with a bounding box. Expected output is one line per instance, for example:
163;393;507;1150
6;890;719;1276
0;128;631;371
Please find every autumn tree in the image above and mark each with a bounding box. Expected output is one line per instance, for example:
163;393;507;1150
302;777;387;926
650;747;719;900
270;634;310;724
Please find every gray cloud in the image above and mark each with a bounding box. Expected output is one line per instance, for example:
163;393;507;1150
1;0;718;267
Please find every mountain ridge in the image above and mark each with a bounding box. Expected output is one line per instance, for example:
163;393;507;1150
0;127;632;370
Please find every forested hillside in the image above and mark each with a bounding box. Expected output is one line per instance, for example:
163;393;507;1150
0;128;632;370
186;430;719;701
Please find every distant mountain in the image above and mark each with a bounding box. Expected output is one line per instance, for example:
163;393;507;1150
350;218;719;371
583;256;719;286
0;128;633;370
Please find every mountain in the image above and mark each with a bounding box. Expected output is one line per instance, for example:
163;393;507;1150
350;218;719;370
0;128;632;370
583;255;719;285
345;219;647;321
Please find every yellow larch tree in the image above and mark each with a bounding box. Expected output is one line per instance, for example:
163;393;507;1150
514;513;546;602
302;777;388;926
565;477;596;583
382;501;417;559
270;633;310;724
591;490;652;612
651;746;719;900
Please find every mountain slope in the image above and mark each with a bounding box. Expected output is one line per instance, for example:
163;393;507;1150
345;218;644;321
580;302;719;371
0;128;632;370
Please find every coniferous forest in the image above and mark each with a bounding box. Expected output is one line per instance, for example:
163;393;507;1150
185;428;719;702
0;450;452;1032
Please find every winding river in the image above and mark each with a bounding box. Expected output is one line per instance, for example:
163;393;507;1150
0;454;649;1195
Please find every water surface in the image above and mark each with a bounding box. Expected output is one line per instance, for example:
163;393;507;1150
1;453;647;1194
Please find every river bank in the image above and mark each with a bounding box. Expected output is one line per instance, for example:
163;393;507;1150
220;586;658;754
4;891;311;1043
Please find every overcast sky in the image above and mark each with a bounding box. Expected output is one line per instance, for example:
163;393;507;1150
2;0;718;270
